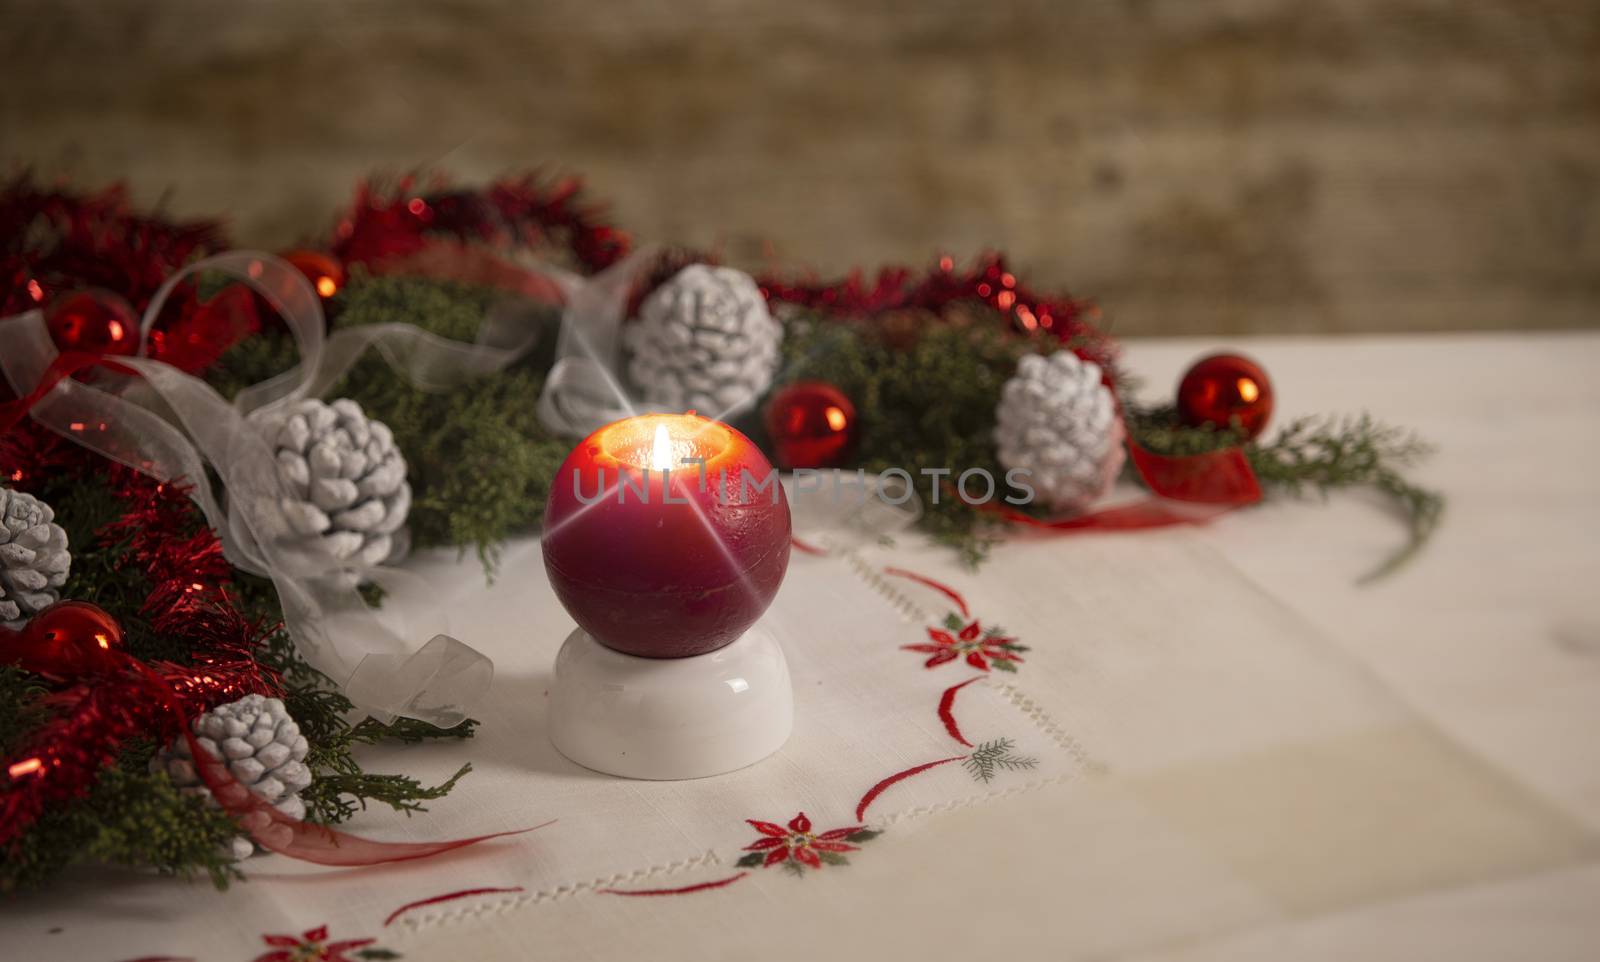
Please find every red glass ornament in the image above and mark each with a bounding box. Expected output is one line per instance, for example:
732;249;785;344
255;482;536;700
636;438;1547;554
763;381;858;470
44;290;139;356
0;600;127;683
542;414;791;659
1176;353;1275;440
280;249;345;299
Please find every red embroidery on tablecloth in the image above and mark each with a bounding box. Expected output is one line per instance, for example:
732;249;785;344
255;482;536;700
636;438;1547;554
600;872;751;896
879;567;1028;671
383;887;525;926
856;739;1042;818
252;925;394;962
855;757;965;820
937;677;983;746
903;615;1028;672
735;811;880;874
883;566;969;617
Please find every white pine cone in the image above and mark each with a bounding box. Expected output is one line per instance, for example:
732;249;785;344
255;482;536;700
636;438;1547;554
624;264;783;416
0;486;71;629
994;352;1127;512
150;694;313;860
250;398;411;573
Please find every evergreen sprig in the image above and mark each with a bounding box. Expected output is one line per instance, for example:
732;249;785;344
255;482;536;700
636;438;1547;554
962;738;1038;783
0;758;247;894
1126;404;1444;580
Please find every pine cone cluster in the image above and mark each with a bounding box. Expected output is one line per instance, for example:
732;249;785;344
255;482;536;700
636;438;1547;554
0;486;70;629
151;694;312;860
624;264;783;416
251;398;411;572
994;352;1126;512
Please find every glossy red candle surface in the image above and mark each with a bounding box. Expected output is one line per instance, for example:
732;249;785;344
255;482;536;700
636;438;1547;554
542;413;791;659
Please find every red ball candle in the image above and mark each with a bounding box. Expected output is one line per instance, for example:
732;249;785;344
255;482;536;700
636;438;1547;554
542;413;791;659
1176;352;1275;440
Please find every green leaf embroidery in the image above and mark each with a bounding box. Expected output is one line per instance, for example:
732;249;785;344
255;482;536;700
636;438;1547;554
355;950;402;961
736;851;767;868
818;851;850;866
962;738;1038;783
943;612;965;631
845;829;882;844
991;658;1018;673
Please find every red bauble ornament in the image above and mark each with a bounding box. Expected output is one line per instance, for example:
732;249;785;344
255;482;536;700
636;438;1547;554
45;290;139;356
0;600;127;683
542;414;791;659
763;381;858;470
281;249;345;299
1177;353;1275;440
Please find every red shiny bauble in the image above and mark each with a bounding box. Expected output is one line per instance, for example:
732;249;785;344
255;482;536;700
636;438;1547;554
763;381;858;470
280;249;345;300
1176;353;1275;440
0;601;127;683
45;290;140;356
542;414;791;659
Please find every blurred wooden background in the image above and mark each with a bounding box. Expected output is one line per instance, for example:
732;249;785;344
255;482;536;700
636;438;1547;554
1;0;1596;334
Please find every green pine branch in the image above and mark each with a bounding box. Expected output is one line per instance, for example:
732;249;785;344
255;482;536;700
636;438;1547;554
962;738;1039;783
1126;405;1445;580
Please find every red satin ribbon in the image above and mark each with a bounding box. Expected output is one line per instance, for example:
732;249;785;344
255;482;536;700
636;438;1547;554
989;440;1262;532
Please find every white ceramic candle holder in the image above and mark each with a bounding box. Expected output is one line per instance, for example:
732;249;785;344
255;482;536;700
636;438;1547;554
547;622;793;780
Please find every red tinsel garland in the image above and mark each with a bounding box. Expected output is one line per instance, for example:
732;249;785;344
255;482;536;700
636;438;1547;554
0;419;281;849
757;251;1117;375
0;174;224;319
0;649;276;849
330;172;631;274
0;174;257;378
322;177;1116;381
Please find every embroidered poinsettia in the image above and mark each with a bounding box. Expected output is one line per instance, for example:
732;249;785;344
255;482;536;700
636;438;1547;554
737;812;880;875
903;614;1028;672
252;924;398;962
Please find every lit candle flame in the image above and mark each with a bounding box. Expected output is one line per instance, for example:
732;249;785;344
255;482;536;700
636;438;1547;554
650;423;673;471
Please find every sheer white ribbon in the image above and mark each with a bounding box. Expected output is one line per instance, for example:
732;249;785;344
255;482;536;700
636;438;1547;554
0;250;650;726
533;246;658;437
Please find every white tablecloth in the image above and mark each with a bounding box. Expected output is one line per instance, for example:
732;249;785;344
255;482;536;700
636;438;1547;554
4;332;1596;961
